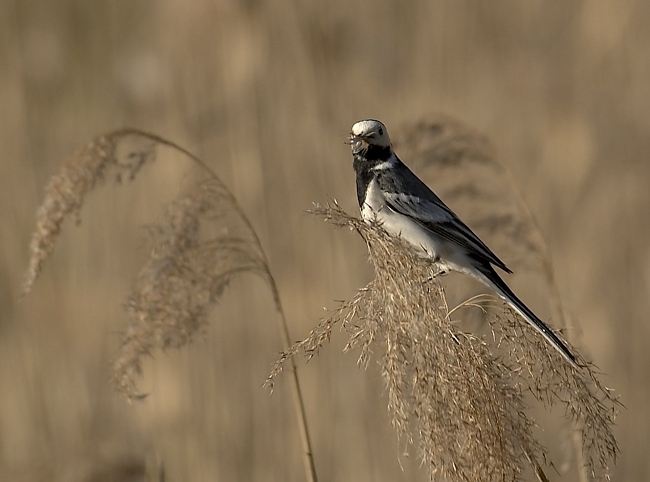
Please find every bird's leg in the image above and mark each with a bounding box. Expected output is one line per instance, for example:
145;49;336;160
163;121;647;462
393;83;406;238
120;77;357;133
424;258;449;283
430;267;449;279
424;267;449;293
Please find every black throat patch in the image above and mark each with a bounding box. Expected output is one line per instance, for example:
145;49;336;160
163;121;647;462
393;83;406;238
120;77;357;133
363;145;392;162
352;145;392;207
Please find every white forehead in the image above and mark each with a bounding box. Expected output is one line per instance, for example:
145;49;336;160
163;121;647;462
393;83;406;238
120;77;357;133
351;119;387;137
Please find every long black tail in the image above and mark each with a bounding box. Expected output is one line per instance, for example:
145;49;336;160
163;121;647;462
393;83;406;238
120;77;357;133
475;264;579;368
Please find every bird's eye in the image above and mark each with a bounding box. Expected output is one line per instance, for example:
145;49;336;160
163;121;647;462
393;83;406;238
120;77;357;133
378;127;383;136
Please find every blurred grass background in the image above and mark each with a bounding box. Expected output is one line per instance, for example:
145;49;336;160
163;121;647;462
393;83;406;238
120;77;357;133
1;1;648;480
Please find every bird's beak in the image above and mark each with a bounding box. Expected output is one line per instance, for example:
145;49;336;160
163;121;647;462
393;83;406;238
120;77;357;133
348;134;364;154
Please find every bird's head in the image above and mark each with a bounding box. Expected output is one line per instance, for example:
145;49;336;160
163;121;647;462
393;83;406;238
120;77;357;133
349;119;392;157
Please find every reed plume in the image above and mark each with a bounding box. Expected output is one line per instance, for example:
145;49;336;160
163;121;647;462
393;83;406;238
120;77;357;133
113;178;268;396
269;118;619;481
24;129;318;482
24;131;154;294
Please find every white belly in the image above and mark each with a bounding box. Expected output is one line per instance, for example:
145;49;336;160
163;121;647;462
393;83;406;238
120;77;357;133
361;181;441;258
360;179;475;276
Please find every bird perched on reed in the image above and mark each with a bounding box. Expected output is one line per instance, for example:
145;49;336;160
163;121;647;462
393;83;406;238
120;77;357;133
349;118;578;368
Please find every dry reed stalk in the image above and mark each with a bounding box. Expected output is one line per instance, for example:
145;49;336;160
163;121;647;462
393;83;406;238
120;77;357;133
269;203;618;481
24;129;318;482
269;117;619;481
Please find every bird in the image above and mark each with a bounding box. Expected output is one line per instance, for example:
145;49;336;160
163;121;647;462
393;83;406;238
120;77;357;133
348;118;579;368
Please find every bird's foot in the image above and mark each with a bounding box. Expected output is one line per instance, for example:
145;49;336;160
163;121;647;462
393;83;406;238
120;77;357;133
423;268;448;284
432;268;449;278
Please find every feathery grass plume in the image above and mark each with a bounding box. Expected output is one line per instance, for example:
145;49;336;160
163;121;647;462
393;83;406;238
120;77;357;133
484;306;619;480
112;178;268;396
25;129;318;482
24;131;157;293
270;202;543;481
270;202;618;480
21;128;271;394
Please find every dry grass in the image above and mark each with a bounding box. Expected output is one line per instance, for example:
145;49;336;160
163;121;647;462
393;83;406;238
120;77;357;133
22;129;270;395
113;178;268;396
23;131;152;294
269;203;618;481
22;129;317;482
5;2;649;480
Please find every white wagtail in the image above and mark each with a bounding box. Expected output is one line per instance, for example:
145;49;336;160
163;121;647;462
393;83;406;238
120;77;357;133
349;119;578;368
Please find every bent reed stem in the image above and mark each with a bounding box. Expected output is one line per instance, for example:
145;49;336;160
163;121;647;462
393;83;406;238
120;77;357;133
129;129;318;482
122;129;318;481
27;128;318;482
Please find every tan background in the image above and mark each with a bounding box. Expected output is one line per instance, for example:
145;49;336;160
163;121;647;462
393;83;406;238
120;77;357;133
1;1;648;480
